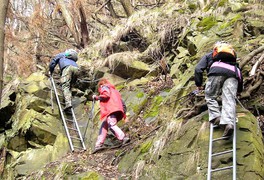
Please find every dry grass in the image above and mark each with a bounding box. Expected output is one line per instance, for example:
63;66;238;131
101;51;141;70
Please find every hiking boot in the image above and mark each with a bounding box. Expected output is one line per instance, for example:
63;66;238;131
64;105;72;114
122;136;130;145
93;144;105;152
209;117;220;126
222;124;234;137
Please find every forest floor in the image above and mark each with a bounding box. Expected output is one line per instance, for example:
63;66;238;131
24;144;130;179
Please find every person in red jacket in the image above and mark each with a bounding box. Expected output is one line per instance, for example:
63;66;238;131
92;78;130;152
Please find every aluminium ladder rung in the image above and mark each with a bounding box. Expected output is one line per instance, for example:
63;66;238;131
70;136;81;140
213;136;230;142
211;166;233;172
73;146;83;149
65;118;74;122
68;127;78;131
65;118;81;122
212;150;233;157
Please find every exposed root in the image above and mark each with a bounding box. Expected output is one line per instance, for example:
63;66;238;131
240;45;264;68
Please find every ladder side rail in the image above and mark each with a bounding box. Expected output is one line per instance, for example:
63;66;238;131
207;123;214;180
50;77;75;152
71;108;86;150
233;119;236;180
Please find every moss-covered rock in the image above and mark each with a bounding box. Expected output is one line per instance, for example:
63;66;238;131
123;109;264;179
103;52;151;79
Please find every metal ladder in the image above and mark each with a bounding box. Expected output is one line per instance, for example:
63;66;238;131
207;120;236;180
50;76;86;152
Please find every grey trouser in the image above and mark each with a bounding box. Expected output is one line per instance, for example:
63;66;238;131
60;65;78;108
205;76;238;125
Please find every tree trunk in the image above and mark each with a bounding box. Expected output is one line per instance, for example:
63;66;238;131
0;0;9;107
77;1;89;48
55;0;80;48
120;0;134;17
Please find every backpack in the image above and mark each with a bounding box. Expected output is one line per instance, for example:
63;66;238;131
212;42;236;62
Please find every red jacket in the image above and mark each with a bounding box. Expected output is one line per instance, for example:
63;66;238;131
96;81;126;121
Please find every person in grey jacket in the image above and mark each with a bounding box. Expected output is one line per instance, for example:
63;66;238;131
49;49;78;113
194;43;243;137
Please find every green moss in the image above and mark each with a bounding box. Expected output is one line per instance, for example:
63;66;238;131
80;172;102;180
231;14;243;23
62;163;74;175
188;4;197;11
132;60;150;71
178;9;185;14
132;97;148;114
140;140;153;154
203;5;211;12
116;84;125;90
143;96;163;119
136;92;144;98
197;16;217;31
4;75;13;83
202;113;209;122
218;0;228;6
219;14;242;30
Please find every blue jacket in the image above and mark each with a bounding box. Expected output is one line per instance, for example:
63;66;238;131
49;53;78;74
194;51;243;92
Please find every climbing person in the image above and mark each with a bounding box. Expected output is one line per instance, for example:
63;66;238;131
49;49;79;114
92;78;130;152
194;41;243;137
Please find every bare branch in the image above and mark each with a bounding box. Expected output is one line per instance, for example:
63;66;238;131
249;53;264;76
94;0;111;14
239;45;264;69
241;76;263;99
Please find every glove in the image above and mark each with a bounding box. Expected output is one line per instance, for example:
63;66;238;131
189;89;200;97
92;95;97;100
197;86;203;90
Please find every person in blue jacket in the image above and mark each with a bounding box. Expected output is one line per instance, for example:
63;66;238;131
194;42;243;137
49;49;78;113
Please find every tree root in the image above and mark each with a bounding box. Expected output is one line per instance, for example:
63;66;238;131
240;45;264;68
175;100;208;120
241;76;263;99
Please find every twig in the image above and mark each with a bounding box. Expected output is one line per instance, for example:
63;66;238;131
260;70;264;76
142;125;161;140
94;0;111;14
111;148;127;166
91;14;110;29
168;150;194;156
241;76;263;98
249;53;264;76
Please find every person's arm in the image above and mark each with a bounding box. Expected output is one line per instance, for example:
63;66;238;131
93;86;110;101
49;53;64;75
194;52;212;88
